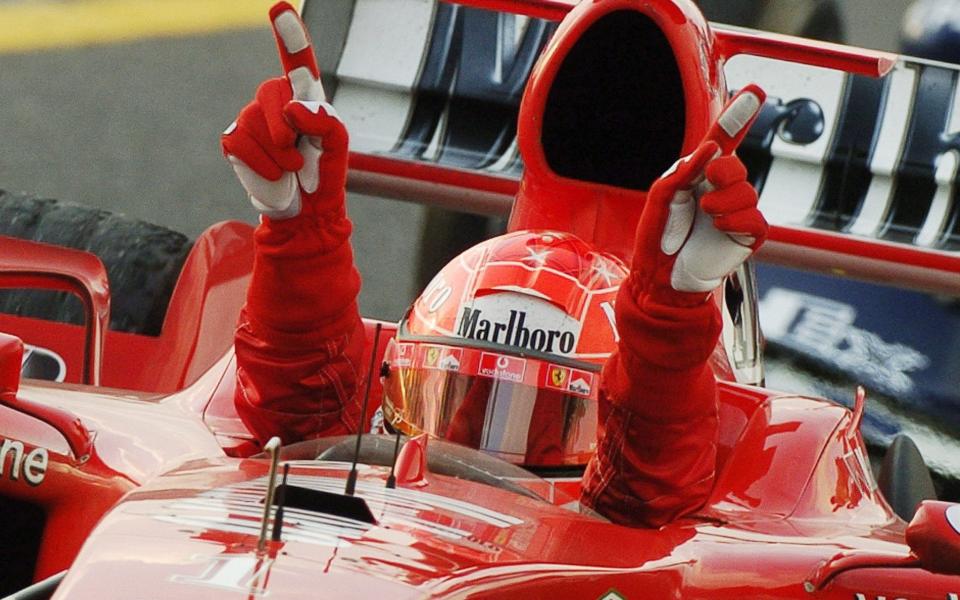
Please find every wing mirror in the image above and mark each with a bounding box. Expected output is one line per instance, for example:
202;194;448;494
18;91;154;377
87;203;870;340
905;500;960;575
0;332;23;396
0;235;110;385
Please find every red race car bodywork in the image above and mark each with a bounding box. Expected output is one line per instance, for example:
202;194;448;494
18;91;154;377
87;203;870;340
2;0;960;598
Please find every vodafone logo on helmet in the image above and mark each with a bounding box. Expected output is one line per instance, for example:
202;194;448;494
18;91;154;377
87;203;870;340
478;353;526;382
455;292;582;356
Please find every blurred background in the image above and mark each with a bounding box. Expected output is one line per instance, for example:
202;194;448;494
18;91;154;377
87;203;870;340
0;0;924;320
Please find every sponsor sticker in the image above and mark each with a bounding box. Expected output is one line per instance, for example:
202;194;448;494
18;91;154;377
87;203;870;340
759;288;929;395
422;345;442;369
568;369;594;396
546;364;594;396
438;348;462;372
546;365;569;390
394;343;415;367
0;437;48;486
479;352;526;383
458;306;578;355
422;346;462;371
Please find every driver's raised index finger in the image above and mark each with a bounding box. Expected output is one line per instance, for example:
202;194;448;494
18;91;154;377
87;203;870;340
269;2;324;102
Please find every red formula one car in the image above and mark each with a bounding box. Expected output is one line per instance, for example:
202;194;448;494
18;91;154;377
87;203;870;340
2;0;960;598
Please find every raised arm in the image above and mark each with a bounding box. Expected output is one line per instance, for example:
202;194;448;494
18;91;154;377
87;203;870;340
582;88;768;527
221;2;365;445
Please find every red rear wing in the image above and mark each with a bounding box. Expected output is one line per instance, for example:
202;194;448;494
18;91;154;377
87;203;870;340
302;0;960;295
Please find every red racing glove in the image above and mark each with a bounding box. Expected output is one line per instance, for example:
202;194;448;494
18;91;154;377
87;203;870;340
221;2;365;445
221;4;347;223
632;88;768;310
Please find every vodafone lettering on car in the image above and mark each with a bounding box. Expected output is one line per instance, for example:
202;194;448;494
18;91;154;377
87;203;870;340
0;437;48;486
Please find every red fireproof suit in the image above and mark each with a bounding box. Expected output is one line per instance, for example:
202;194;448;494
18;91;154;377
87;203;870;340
224;3;764;529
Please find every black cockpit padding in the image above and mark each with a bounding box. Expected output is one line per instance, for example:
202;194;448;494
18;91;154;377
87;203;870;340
541;10;686;190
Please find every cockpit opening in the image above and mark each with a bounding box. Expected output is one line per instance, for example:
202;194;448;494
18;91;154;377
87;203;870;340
542;10;686;190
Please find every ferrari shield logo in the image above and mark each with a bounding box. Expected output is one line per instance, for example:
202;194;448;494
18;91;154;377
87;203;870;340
547;365;569;389
423;346;441;368
550;367;566;387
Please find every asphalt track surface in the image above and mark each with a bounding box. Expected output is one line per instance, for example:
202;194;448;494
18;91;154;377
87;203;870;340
0;1;424;320
0;0;909;321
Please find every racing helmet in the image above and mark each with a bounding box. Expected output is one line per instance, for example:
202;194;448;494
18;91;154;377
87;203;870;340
382;230;627;469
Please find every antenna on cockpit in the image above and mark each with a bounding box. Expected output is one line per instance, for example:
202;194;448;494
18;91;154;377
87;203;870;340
385;421;403;489
271;463;290;542
345;322;383;496
257;436;281;553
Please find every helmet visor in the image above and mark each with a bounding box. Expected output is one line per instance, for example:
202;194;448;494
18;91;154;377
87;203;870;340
382;341;600;468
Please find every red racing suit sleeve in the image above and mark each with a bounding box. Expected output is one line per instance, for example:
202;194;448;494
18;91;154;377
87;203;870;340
580;278;720;527
233;209;366;446
221;4;370;446
581;140;766;527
